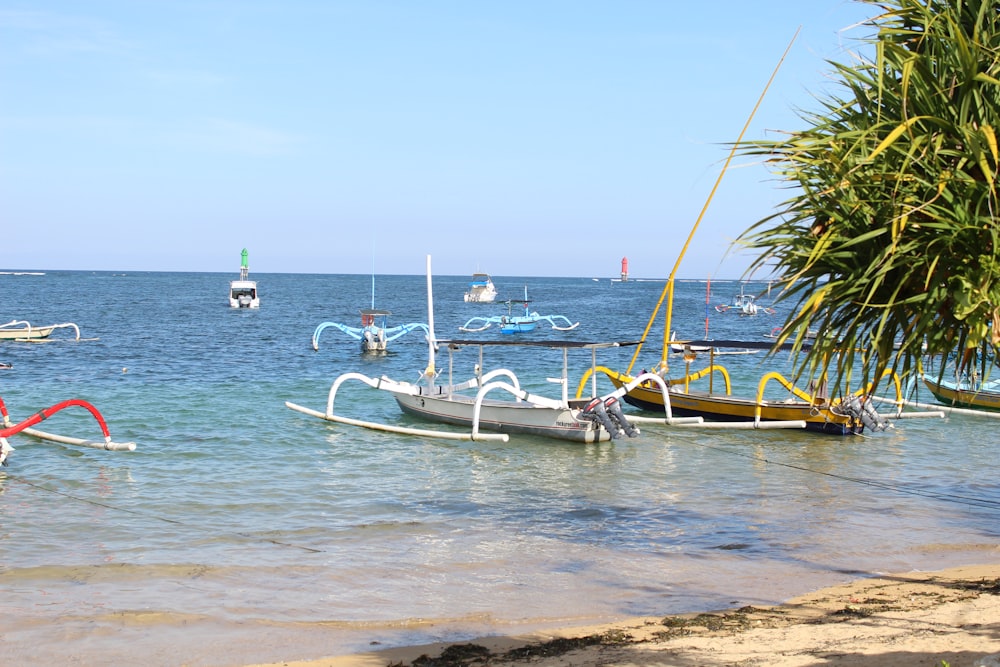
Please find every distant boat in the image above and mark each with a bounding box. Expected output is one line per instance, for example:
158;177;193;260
312;308;429;354
229;248;259;308
287;256;651;443
908;348;1000;415
922;369;1000;412
311;268;429;353
0;320;81;341
715;284;775;316
460;286;578;334
463;273;498;303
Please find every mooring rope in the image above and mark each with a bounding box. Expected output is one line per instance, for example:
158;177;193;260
8;475;324;553
688;439;1000;511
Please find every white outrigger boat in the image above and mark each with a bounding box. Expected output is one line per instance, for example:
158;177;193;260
0;394;135;466
287;256;702;442
0;320;81;341
229;248;259;308
714;285;775;316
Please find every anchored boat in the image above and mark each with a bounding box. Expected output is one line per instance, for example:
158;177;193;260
0;320;81;341
288;256;694;442
229;248;259;308
312;309;429;353
0;395;135;466
715;284;775;316
463;272;498;303
922;374;1000;412
311;269;429;353
577;44;940;436
460;286;578;334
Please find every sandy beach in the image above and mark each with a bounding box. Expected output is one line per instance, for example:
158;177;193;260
248;563;1000;667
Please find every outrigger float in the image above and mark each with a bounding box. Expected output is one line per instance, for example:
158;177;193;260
460;286;579;334
0;395;135;466
0;320;82;342
288;256;711;443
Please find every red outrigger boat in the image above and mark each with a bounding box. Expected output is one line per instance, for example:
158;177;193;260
0;395;135;466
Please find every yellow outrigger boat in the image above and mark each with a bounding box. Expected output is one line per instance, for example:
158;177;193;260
577;37;933;436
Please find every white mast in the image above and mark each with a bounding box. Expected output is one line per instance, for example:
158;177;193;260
425;255;436;389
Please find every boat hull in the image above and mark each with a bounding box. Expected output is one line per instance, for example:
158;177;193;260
499;320;537;334
610;376;861;436
463;274;498;303
923;378;1000;412
393;392;610;442
0;326;54;340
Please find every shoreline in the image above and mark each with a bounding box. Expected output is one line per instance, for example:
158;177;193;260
247;563;1000;667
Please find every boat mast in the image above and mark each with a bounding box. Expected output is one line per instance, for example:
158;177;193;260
624;29;796;375
425;255;436;390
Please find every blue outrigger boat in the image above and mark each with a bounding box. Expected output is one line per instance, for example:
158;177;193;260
460;286;578;334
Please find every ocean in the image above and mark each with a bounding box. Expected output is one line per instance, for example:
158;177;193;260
1;269;997;666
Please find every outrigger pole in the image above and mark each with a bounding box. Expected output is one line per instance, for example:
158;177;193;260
625;28;800;376
0;397;135;465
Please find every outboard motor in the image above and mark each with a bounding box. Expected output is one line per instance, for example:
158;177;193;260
603;396;640;437
581;398;623;438
840;395;891;432
580;397;640;439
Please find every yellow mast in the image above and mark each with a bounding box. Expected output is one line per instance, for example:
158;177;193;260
625;29;799;376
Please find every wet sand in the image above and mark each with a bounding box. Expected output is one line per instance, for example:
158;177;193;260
247;563;1000;667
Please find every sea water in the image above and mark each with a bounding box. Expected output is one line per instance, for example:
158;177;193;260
1;271;997;666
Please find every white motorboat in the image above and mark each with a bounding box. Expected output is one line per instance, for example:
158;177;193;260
715;284;774;316
463;273;498;303
229;248;259;308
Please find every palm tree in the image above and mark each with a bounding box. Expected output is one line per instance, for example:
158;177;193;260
738;0;1000;393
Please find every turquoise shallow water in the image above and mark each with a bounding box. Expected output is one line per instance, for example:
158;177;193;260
1;270;998;666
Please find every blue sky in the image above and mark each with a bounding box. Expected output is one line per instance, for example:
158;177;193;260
1;1;875;278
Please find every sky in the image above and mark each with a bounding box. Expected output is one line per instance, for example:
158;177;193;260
1;1;877;278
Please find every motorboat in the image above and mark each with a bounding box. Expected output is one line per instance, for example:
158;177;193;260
463;273;498;303
229;248;259;308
